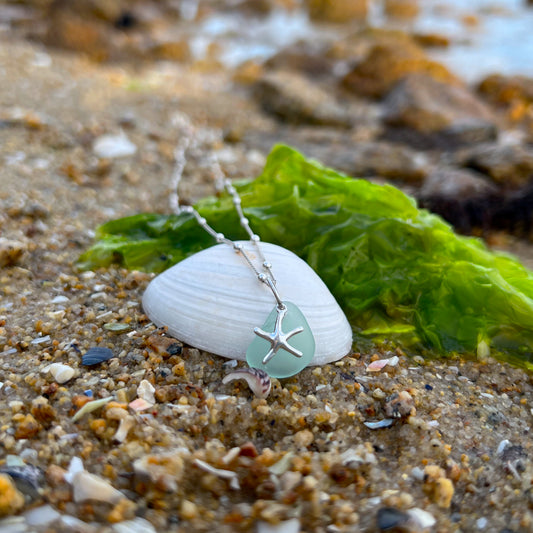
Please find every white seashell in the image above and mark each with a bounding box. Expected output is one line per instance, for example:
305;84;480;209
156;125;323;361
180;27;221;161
48;363;75;384
142;242;352;365
256;518;301;533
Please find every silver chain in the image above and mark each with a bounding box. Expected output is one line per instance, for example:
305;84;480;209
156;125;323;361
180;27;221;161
169;114;283;309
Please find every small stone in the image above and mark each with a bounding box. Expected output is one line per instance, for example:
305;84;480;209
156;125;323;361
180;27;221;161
406;507;436;529
48;363;75;384
112;517;157;533
30;397;56;427
14;414;42;440
93;133;136;159
133;452;185;493
24;504;60;526
293;429;314;448
384;391;416;418
306;0;368;23
0;474;25;517
376;507;409;531
0;238;26;268
107;498;136;523
180;499;198;520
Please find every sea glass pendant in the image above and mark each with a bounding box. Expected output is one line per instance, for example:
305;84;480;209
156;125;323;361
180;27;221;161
246;301;315;379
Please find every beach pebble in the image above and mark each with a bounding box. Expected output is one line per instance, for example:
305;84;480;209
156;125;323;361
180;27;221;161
133;452;185;492
256;518;301;533
406;507;436;529
0;238;26;268
376;507;409;531
112;517;157;533
93;133;137;158
48;363;75;384
23;504;60;526
384;391;416;418
0;474;25;517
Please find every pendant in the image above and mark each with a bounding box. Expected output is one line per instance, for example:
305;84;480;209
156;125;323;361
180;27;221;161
246;301;315;379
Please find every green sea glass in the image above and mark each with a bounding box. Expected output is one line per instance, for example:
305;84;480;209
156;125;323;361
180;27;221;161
246;301;315;378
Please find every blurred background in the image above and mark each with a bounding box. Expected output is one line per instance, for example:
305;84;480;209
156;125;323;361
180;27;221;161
1;0;533;253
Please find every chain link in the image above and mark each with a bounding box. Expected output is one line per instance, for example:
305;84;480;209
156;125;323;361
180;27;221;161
169;114;283;308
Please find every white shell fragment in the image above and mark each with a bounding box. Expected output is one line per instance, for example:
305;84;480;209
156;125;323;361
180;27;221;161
222;367;271;398
93;133;137;158
194;459;240;490
48;363;75;384
143;242;352;365
256;519;301;533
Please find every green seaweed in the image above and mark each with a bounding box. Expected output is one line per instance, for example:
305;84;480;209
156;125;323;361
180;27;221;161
79;145;533;369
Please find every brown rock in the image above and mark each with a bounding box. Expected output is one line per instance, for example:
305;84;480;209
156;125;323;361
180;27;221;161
384;0;419;19
419;167;498;200
328;141;428;183
382;74;497;148
306;0;368;23
30;396;57;427
459;144;533;188
0;474;25;517
149;40;191;62
478;74;533;107
384;391;415;418
14;414;42;439
254;71;353;127
342;41;459;99
0;238;26;268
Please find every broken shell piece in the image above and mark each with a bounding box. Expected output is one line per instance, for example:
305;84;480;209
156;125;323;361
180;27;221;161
194;459;240;490
128;398;153;412
364;418;395;430
72;470;124;503
48;363;75;384
133;452;185;492
64;457;125;504
72;396;112;422
366;355;399;372
222;367;271;398
106;407;135;443
256;519;301;533
137;380;156;404
384;391;416;418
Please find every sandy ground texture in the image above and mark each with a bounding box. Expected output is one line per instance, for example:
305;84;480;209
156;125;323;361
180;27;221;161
1;31;533;533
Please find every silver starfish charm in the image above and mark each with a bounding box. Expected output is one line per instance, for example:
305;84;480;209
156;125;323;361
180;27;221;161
254;305;304;365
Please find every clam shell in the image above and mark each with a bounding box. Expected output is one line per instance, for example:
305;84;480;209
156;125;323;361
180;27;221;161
142;241;352;365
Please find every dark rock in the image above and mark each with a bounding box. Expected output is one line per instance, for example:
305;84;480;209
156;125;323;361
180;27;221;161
382;74;497;149
418;167;499;232
265;42;335;80
329;141;428;183
376;507;410;531
342;41;458;99
459;143;533;188
82;346;114;366
254;71;353;128
0;465;44;500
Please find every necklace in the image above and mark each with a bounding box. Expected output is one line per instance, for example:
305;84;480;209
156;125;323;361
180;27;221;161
168;116;315;378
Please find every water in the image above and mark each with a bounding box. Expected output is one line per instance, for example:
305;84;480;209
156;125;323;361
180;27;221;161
187;0;533;82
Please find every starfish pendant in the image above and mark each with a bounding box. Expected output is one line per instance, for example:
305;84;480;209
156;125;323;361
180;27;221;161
253;305;304;364
246;301;315;379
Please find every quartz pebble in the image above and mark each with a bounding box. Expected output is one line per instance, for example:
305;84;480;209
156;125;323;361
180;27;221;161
23;504;60;526
93;133;137;158
112;517;157;533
